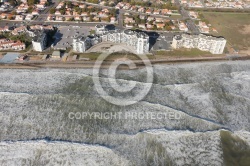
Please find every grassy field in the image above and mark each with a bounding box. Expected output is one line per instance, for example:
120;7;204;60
154;48;213;58
71;52;155;61
201;12;250;53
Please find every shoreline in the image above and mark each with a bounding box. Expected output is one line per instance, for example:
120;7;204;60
0;55;250;69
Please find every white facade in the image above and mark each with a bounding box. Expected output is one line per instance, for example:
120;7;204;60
172;34;226;54
100;29;149;54
95;25;107;35
32;31;47;52
73;35;93;53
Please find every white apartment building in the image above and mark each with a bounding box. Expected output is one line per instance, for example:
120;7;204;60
95;24;107;35
73;35;95;53
172;34;226;54
98;28;149;54
32;31;47;52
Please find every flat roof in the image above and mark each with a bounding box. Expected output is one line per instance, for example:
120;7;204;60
53;26;91;50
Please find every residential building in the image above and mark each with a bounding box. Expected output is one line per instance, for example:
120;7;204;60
15;15;25;21
25;14;33;20
0;38;25;51
32;31;47;52
73;35;98;52
100;29;150;54
95;24;107;35
172;34;226;54
178;21;188;32
198;21;209;33
189;11;198;19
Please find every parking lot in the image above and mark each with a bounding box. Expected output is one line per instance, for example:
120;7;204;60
149;32;179;51
53;25;93;50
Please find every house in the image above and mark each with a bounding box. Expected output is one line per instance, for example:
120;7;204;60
29;25;44;31
178;21;188;31
102;8;109;13
234;2;243;9
138;7;145;13
0;39;25;51
79;4;86;8
11;41;26;50
110;17;116;23
16;3;29;13
180;0;187;4
93;16;100;22
124;17;135;24
130;6;137;11
98;11;108;18
170;25;176;30
139;15;146;20
65;10;72;16
12;26;27;35
72;2;79;6
90;12;98;15
25;14;33;20
82;16;90;21
146;24;154;29
147;16;155;21
75;16;82;21
124;12;130;16
123;3;131;10
189;11;198;19
55;10;61;15
125;24;134;28
0;26;10;32
153;9;161;15
155;17;164;23
156;23;165;29
73;11;79;16
64;16;73;21
87;6;93;9
15;15;25;21
31;10;39;15
1;13;7;19
56;2;64;9
36;3;45;10
43;25;54;31
0;38;15;49
55;16;63;21
198;21;209;33
81;12;88;16
146;8;153;14
47;15;53;21
161;9;172;15
99;1;106;6
138;24;146;29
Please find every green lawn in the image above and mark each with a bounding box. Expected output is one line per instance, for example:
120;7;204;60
154;48;212;58
201;12;250;52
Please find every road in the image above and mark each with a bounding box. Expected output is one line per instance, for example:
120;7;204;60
2;55;249;69
180;7;200;34
0;20;110;27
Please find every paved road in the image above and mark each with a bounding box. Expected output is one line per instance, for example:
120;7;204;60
0;20;109;27
118;9;124;28
186;19;200;35
180;7;200;34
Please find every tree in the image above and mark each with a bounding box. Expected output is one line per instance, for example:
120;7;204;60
50;8;56;14
27;0;38;6
27;6;33;13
